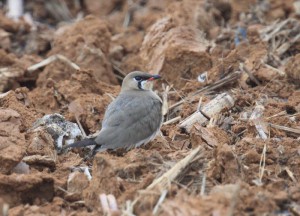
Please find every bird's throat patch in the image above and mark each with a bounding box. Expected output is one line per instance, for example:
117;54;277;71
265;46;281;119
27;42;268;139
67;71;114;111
140;80;153;90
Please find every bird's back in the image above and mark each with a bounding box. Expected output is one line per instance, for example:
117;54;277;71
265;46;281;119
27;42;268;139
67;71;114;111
94;90;162;151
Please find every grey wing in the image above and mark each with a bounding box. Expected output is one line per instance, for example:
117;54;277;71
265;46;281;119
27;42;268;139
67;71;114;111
95;94;162;150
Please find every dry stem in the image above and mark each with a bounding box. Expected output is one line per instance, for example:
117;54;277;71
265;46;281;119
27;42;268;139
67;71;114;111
163;116;181;125
27;54;80;72
269;123;300;135
180;93;235;132
152;190;168;215
239;63;261;86
147;146;203;190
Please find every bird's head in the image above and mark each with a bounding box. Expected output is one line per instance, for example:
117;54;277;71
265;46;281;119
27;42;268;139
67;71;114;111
121;71;161;91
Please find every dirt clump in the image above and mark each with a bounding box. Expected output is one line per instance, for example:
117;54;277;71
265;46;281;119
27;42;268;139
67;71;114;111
140;17;212;88
285;53;300;84
0;108;25;174
37;15;117;88
0;173;54;207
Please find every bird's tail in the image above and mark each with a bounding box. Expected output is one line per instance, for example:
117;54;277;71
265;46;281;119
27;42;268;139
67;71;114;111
63;138;96;149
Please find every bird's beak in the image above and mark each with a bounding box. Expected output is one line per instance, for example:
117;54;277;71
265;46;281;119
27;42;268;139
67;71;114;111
147;74;161;81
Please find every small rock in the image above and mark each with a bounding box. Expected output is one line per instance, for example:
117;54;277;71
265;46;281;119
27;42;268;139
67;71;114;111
31;113;83;149
12;162;30;174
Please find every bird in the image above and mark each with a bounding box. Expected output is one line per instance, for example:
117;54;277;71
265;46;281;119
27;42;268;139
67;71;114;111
63;71;163;155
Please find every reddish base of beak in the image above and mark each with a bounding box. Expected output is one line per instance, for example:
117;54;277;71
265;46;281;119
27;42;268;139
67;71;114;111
148;75;161;81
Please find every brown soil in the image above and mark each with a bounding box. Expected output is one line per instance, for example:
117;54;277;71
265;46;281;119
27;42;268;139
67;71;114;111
1;0;300;215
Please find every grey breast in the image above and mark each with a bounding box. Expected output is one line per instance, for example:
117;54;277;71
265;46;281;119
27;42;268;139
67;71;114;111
95;90;162;150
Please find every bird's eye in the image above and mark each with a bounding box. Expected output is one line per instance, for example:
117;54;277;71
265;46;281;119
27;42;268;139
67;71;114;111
134;76;142;81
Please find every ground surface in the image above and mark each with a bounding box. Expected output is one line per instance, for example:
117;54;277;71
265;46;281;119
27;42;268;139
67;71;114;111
0;0;300;215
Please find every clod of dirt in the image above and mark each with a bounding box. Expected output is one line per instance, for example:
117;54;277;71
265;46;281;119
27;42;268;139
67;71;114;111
208;143;242;184
0;29;11;50
285;53;300;84
195;127;231;148
84;0;126;18
83;150;164;212
83;153;122;212
0;90;40;130
0;108;26;174
0;11;30;33
29;69;119;133
37;15;117;87
132;0;174;30
8;197;68;216
160;189;232;216
167;1;214;37
110;28;145;72
208;42;267;86
0;50;41;92
31;113;82;149
66;171;89;202
67;93;113;133
140;17;212;88
253;66;278;83
0;173;54;207
29;69;118;114
26;129;55;157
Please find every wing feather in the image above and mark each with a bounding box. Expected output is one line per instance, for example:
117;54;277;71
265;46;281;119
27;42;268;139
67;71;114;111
95;91;162;150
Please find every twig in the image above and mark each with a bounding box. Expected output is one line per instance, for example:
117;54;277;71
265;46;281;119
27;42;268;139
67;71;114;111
193;71;241;96
266;111;287;119
180;93;235;132
105;93;116;101
83;167;92;181
123;0;136;27
239;63;261;86
122;200;136;216
2;203;9;216
163;116;181;125
168;71;240;112
111;62;126;78
45;0;73;21
169;100;185;110
285;167;297;182
75;115;87;138
258;142;267;185
259;19;291;41
277;33;300;57
56;186;69;194
27;54;80;72
162;84;170;116
152;190;168;215
99;194;119;215
197;97;203;111
200;172;206;196
262;62;285;76
268;123;300;135
147;146;203;190
128;147;203;214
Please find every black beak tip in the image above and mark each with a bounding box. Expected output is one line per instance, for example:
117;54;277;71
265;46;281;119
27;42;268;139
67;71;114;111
152;74;161;80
